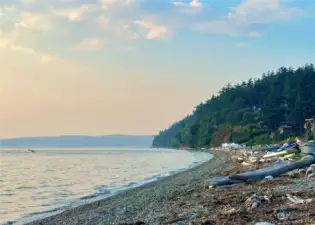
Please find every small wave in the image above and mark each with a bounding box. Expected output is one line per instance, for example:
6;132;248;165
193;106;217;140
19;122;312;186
0;193;14;196
26;207;63;217
93;185;111;194
79;194;98;200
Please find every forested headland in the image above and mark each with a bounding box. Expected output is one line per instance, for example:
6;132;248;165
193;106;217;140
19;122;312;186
153;64;315;148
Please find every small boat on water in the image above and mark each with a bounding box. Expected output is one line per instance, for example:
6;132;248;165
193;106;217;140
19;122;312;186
25;148;36;153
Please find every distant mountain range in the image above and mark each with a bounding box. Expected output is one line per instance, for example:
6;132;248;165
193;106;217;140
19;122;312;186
0;135;155;148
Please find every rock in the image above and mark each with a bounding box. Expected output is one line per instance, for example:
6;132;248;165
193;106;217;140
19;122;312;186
264;175;274;181
308;173;315;178
242;162;251;166
306;167;315;175
252;201;260;208
310;164;315;168
276;212;289;221
245;193;262;210
263;195;272;203
298;168;306;174
288;170;299;178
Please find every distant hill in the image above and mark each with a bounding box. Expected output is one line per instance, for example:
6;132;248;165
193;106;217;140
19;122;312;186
0;135;155;148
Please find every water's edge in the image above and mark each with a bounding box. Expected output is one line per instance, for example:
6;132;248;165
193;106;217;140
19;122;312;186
6;150;213;225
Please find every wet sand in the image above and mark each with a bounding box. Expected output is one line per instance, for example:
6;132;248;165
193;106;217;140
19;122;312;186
25;151;230;225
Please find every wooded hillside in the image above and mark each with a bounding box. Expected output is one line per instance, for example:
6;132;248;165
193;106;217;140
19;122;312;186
153;64;315;148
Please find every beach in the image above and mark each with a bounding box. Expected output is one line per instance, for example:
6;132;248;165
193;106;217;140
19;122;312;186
24;151;228;225
25;150;315;225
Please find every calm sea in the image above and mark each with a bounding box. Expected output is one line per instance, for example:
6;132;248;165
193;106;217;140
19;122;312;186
0;148;212;224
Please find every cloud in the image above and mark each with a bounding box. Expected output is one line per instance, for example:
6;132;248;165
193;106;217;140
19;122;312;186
172;0;202;8
10;44;36;54
0;5;16;14
171;0;203;14
189;0;202;8
100;0;134;7
53;4;100;21
195;0;300;36
15;13;52;31
96;15;139;41
74;38;103;51
41;54;55;63
135;20;170;40
226;0;297;23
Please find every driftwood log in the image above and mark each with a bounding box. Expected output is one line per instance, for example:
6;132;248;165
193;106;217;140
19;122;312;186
207;155;315;186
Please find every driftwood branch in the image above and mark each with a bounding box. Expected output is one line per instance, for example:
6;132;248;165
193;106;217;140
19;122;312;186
207;155;315;186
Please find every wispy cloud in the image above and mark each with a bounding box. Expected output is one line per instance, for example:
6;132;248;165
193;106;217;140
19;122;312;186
195;0;301;37
171;0;203;14
15;12;52;31
135;20;170;40
10;44;36;54
53;4;100;21
74;38;103;51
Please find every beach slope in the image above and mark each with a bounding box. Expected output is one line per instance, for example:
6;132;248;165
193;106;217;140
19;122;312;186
25;151;229;225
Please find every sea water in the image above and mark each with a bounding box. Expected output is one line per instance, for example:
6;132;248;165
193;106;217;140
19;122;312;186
0;148;212;224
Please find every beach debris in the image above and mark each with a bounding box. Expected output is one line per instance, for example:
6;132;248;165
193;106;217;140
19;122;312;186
117;222;145;225
276;207;298;213
286;194;313;204
276;212;290;221
207;155;315;186
220;207;237;215
254;223;274;225
200;220;216;225
263;148;299;159
249;156;258;163
217;184;237;189
242;162;251;166
237;157;244;162
245;193;263;210
275;207;299;221
259;158;266;163
166;216;189;224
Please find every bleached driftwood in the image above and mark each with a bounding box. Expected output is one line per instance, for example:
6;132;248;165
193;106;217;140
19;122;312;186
207;155;315;186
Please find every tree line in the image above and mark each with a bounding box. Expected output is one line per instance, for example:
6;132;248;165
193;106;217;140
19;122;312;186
152;64;315;148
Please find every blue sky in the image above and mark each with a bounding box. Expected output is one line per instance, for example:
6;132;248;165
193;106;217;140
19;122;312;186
0;0;314;138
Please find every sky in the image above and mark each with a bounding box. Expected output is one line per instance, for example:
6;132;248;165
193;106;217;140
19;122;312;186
0;0;315;139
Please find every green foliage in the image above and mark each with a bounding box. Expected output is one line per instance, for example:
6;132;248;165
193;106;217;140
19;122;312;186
153;64;315;148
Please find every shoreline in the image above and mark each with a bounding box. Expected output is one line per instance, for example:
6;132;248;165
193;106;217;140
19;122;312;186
24;150;229;225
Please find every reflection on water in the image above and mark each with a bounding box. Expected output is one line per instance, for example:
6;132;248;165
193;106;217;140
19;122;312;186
0;148;212;224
